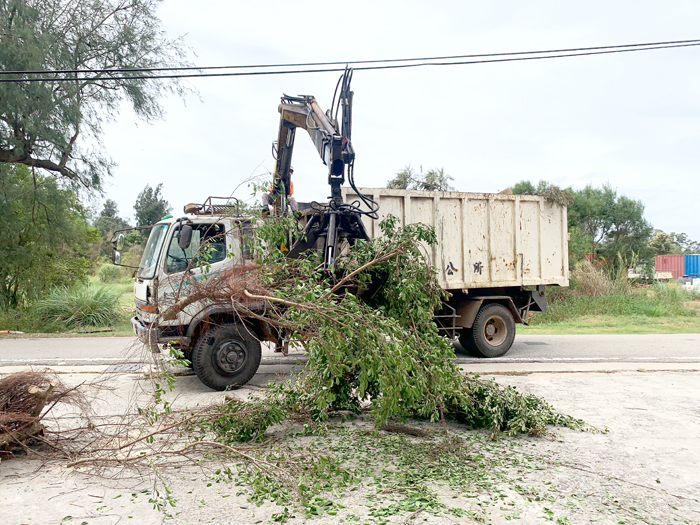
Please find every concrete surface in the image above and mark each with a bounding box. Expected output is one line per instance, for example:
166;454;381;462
0;368;698;524
1;334;700;524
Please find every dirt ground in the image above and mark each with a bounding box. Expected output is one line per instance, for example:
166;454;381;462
1;367;699;525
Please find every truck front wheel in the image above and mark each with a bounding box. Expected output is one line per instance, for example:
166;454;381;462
191;324;262;391
464;303;515;358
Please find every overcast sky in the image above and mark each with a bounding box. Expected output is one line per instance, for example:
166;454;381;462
98;0;700;240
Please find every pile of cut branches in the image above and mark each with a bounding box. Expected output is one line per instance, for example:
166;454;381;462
0;370;87;455
158;216;583;439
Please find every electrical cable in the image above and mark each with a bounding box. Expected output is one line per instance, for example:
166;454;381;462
1;41;699;83
1;38;698;77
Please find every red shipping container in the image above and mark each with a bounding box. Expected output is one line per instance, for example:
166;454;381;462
655;254;685;279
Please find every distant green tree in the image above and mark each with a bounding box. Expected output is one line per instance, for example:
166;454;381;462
511;180;560;195
386;165;454;191
0;0;189;190
418;168;453;191
567;226;594;271
511;180;653;266
510;180;537;194
94;199;131;257
101;199;120;219
648;231;676;255
386;165;416;190
0;164;98;306
510;179;572;206
568;183;653;262
670;232;700;254
134;183;172;227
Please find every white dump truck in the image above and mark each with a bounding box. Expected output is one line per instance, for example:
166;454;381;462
112;189;568;391
113;70;568;390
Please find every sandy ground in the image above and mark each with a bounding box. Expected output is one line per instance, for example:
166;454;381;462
1;366;699;525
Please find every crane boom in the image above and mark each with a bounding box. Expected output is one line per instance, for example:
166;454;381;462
270;68;374;269
271;71;355;214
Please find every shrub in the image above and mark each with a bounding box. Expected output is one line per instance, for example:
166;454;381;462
570;260;614;297
96;264;121;283
34;285;124;329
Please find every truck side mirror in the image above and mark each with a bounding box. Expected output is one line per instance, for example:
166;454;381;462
113;251;121;265
116;233;125;251
178;225;193;251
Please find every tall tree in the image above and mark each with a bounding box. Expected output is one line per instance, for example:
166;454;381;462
568;183;653;261
386;165;416;190
100;199;120;219
511;180;558;195
0;0;189;190
134;183;171;227
0;163;98;306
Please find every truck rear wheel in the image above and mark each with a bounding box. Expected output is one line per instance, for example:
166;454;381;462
465;303;515;358
191;324;261;391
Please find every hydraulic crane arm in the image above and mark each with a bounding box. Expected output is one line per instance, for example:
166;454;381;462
271;68;375;269
271;69;355;214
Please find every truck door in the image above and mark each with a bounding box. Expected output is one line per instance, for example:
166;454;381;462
160;223;229;318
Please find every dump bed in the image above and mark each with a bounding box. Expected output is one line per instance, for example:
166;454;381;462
342;188;569;291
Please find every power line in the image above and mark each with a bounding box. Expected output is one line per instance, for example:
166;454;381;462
1;38;699;76
1;40;698;83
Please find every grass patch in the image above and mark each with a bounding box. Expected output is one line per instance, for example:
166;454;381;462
35;285;125;329
535;285;698;322
0;283;133;334
520;315;700;334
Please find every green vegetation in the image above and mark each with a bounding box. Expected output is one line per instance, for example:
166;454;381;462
0;0;189;188
134;183;172;227
0;281;132;334
33;285;125;330
0;164;98;307
386;165;454;191
165;217;582;438
94;199;131;258
524;261;700;334
208;423;565;523
509;179;700;334
0;163;143;334
96;264;122;283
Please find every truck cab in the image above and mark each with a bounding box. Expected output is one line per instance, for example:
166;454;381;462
114;199;266;391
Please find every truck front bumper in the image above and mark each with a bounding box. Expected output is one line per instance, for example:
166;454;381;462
131;315;153;344
131;316;191;349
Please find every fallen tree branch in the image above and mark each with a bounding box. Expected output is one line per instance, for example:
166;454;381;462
325;248;404;298
243;290;349;329
67;439;293;480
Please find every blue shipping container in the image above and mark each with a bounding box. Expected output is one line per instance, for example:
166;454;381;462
684;254;700;278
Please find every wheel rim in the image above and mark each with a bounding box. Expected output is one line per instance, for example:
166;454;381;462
482;315;507;347
213;339;248;375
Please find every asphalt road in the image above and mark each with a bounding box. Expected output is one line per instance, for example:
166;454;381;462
1;333;700;368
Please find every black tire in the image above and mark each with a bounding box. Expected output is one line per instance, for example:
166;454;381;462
456;332;474;352
191;324;262;391
468;303;515;358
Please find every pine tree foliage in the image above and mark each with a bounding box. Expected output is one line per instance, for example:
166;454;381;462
0;0;189;190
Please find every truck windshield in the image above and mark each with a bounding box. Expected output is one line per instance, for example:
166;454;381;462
137;224;169;279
